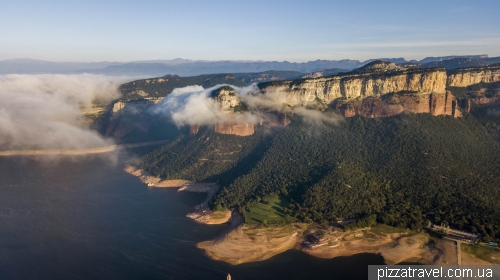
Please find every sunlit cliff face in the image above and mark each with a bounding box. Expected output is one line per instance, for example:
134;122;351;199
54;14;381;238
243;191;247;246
150;83;344;136
0;74;126;150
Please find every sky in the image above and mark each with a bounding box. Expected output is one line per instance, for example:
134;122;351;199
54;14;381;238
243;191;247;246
1;0;499;62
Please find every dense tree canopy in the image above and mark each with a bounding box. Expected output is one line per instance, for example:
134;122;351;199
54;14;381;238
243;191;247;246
137;111;500;238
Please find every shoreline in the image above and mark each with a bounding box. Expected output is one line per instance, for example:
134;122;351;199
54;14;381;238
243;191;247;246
124;166;498;266
197;223;305;265
196;223;496;266
0;140;168;156
124;165;232;225
296;226;455;265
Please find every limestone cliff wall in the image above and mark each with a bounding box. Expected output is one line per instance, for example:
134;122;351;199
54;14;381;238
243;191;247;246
333;91;462;118
214;123;254;136
261;69;447;106
212;87;241;113
447;66;500;87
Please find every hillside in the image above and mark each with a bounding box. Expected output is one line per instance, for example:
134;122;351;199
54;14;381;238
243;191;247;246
300;68;349;79
98;62;500;142
404;57;500;70
118;71;302;100
135;113;500;238
110;60;500;239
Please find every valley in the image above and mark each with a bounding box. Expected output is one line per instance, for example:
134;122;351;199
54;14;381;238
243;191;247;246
5;58;500;267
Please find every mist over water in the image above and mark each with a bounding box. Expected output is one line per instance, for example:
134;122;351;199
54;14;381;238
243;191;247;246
0;156;382;280
0;75;374;279
0;74;128;150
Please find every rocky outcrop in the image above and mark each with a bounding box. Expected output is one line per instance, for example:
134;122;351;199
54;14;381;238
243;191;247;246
214;122;255;136
447;64;500;87
189;124;200;136
111;97;163;116
211;86;242;113
101;62;500;139
209;87;255;136
259;62;447;106
333;91;462;118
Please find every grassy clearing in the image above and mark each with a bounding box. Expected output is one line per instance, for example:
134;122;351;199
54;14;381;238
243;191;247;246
243;196;294;224
242;224;298;237
462;244;500;264
370;224;405;236
210;211;230;219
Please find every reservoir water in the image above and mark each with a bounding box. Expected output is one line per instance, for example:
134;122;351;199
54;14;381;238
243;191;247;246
0;154;383;280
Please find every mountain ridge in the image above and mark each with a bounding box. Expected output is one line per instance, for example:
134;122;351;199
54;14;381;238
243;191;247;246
1;55;494;76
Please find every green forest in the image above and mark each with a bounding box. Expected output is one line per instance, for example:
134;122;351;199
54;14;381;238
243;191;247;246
135;110;500;238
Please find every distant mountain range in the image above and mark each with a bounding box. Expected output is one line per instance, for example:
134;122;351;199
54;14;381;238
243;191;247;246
0;55;494;76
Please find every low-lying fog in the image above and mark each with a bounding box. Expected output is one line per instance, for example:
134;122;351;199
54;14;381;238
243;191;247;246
0;74;127;150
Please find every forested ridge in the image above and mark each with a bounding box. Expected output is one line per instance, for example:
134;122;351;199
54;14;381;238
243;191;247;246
119;71;302;100
136;112;500;238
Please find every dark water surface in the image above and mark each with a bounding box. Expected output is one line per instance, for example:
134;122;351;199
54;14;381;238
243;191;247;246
0;156;383;280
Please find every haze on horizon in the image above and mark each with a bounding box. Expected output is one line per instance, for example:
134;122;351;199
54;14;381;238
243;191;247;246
1;0;499;63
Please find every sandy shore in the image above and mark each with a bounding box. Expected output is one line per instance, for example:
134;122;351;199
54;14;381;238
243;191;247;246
196;223;468;266
124;165;229;224
124;165;216;191
300;227;457;265
197;224;307;265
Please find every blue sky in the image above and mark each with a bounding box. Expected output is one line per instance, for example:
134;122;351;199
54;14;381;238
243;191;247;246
1;0;499;62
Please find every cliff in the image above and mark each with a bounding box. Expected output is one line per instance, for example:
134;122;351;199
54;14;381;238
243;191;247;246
102;62;500;139
210;86;255;136
214;121;255;136
333;91;462;118
447;64;500;87
259;62;447;106
210;86;243;113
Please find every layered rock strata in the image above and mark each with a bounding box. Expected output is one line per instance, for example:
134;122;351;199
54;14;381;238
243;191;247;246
332;91;462;118
447;64;500;87
259;62;447;106
214;122;255;136
210;86;255;136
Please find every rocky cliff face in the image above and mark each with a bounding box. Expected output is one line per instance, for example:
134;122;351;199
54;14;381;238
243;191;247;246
259;62;447;106
210;87;255;136
332;91;462;118
210;86;242;113
214;121;255;136
447;64;500;87
101;62;500;139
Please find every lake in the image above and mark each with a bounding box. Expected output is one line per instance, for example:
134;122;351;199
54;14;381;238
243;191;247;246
0;153;383;280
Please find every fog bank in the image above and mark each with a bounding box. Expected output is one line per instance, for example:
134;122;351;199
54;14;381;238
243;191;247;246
0;74;126;149
152;84;343;127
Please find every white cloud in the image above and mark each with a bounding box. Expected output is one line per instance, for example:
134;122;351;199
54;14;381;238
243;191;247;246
0;74;127;150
